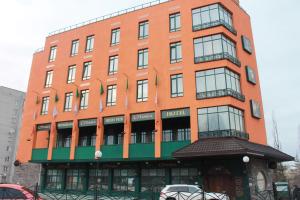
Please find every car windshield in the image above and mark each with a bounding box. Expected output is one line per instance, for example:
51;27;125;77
276;186;288;192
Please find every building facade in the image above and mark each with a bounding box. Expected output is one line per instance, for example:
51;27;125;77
17;0;292;199
0;86;25;183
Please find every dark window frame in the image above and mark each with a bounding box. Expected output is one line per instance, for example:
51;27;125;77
169;12;181;32
137;79;148;102
170;42;182;64
108;55;119;75
85;35;94;53
44;70;53;88
106;85;117;106
80;89;89;110
48;46;57;62
138;20;149;39
41;96;50;115
111;28;120;46
64;92;73;112
138;48;149;69
171;73;184;98
70;39;79;56
82;61;92;80
67;65;76;84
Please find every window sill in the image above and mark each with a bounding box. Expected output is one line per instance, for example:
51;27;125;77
194;52;241;67
196;89;245;102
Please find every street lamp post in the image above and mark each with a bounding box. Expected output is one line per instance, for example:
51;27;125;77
94;150;102;200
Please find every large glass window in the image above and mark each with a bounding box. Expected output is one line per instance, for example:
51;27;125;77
171;168;198;184
141;169;166;192
139;21;149;39
41;96;50;115
80;89;89;110
170;42;182;63
49;46;57;62
196;68;244;101
56;128;72;148
192;4;235;34
64;92;73;112
107;85;117;106
44;70;53;88
111;28;120;46
198;106;247;138
82;61;92;80
85;35;94;52
88;169;109;191
67;65;76;84
137;80;148;102
108;55;118;75
194;34;240;66
71;39;79;56
138;49;149;69
113;169;137;192
171;74;183;97
66;169;86;191
46;169;63;190
170;13;181;32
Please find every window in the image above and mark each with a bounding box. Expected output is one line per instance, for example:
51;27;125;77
111;28;120;45
250;100;261;119
141;169;166;192
82;61;92;80
137;80;148;102
196;68;244;101
170;42;182;63
162;129;191;142
107;85;117;106
171;168;198;184
49;46;57;62
105;133;123;145
41;96;50;115
80;90;89;110
64;93;73;112
46;169;63;190
171;74;183;97
113;169;137;192
139;21;149;39
138;49;148;69
256;171;266;191
192;4;235;34
108;55;118;75
88;169;109;190
194;34;240;66
44;70;53;88
246;66;256;84
66;169;86;191
67;65;76;83
198;106;247;138
242;35;252;54
131;131;154;144
85;35;94;52
70;39;79;56
170;13;181;32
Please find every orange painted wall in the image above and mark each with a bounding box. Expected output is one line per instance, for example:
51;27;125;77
17;0;267;163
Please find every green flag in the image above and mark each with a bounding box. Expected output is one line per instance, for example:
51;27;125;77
100;83;104;95
155;74;158;86
76;88;80;98
126;78;129;91
55;93;59;102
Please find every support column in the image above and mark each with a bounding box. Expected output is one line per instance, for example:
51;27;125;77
70;120;79;160
47;122;57;160
155;110;162;158
123;113;131;159
96;117;104;151
190;107;199;142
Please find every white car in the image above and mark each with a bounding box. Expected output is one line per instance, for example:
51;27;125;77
159;184;230;200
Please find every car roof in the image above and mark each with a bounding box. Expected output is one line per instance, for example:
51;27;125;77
0;184;23;189
166;184;198;187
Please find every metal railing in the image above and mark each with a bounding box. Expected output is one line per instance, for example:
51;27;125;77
48;0;173;37
196;89;245;102
193;19;237;35
199;130;250;140
194;52;241;67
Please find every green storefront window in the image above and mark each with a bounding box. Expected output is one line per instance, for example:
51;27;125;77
66;169;86;191
141;169;166;193
46;169;63;190
171;168;198;185
113;169;137;192
88;169;109;191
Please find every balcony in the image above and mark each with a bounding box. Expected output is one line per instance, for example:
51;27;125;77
101;145;123;160
199;130;249;140
193;19;237;35
75;146;95;160
195;52;241;67
129;143;155;159
31;148;48;161
196;89;245;102
52;148;71;160
161;141;191;158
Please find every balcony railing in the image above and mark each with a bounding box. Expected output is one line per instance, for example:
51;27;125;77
199;129;249;140
197;88;245;102
195;52;241;67
193;19;237;35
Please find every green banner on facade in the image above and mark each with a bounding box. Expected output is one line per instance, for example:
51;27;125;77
78;118;97;127
103;116;124;125
161;108;190;119
131;112;155;122
36;123;51;131
57;121;73;129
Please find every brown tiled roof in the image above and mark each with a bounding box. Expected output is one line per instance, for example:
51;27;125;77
173;137;293;162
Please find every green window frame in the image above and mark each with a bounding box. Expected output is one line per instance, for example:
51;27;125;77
46;169;64;190
250;100;261;119
137;79;148;102
48;46;57;62
66;169;86;191
162;129;191;142
141;168;166;192
41;96;50;115
113;169;137;192
70;39;79;56
44;70;53;88
108;55;118;75
170;42;182;64
85;35;94;52
171;168;198;184
242;35;252;54
88;169;109;191
106;85;117;106
64;92;73;112
111;28;120;46
79;89;89;110
82;61;92;80
131;131;154;144
67;65;76;84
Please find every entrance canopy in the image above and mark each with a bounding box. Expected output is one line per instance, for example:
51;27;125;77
173;137;293;162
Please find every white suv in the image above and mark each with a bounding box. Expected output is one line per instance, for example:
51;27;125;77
159;184;230;200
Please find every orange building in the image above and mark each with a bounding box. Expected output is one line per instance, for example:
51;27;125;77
16;0;292;199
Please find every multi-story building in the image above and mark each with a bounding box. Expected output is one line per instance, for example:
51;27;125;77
0;86;25;183
17;0;292;199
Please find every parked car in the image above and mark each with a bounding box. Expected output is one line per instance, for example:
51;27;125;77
273;182;292;200
0;184;42;200
160;184;230;200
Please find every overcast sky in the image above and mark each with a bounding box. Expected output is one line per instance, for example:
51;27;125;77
0;0;299;157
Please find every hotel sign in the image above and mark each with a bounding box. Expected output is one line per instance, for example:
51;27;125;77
79;119;97;127
131;112;155;122
104;116;124;125
36;123;51;131
162;108;190;119
57;121;73;129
